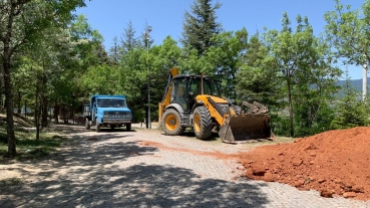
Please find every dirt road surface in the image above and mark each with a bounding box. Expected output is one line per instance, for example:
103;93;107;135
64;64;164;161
1;124;369;207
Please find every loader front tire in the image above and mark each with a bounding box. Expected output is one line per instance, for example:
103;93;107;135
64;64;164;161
193;106;213;140
162;109;185;135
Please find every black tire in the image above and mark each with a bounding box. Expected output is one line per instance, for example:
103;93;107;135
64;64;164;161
162;109;185;135
96;119;100;132
126;123;131;131
85;118;90;130
192;106;213;140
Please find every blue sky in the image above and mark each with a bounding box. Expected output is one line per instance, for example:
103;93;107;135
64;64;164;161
75;0;365;79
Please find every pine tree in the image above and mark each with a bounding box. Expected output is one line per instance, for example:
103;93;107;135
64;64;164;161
331;71;370;129
236;33;282;107
181;0;222;56
121;21;138;54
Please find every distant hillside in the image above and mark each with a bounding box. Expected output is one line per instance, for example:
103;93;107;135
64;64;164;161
336;77;370;97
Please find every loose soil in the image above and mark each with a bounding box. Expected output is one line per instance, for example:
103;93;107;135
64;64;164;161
237;127;370;201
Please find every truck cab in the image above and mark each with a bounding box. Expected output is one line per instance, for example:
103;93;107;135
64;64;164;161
83;95;132;132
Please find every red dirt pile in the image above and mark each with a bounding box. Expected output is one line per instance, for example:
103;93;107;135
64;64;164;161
237;127;370;200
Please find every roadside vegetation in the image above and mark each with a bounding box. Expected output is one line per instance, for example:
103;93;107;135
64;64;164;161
1;0;370;158
0;113;66;163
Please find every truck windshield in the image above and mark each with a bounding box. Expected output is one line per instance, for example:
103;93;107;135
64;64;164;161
97;99;127;108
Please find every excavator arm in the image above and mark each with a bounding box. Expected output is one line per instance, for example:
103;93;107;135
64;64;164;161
158;68;179;124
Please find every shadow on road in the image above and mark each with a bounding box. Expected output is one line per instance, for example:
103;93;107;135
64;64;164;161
0;128;269;207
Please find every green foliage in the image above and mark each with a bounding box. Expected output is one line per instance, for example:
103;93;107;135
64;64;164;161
181;0;222;56
331;72;370;129
5;0;370;143
263;13;342;137
236;33;282;107
325;0;370;66
81;64;121;95
270;113;291;137
325;0;370;98
0;127;66;163
202;28;249;99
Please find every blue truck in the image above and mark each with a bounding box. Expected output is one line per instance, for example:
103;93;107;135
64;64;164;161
83;95;132;132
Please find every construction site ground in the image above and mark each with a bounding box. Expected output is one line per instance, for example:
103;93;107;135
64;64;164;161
1;124;369;207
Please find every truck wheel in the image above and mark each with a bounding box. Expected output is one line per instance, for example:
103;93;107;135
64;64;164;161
162;109;185;135
126;123;131;131
96;120;100;132
193;106;213;140
85;118;90;130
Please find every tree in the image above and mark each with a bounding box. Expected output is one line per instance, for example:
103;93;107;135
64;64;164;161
202;28;249;99
325;0;370;100
109;36;120;64
331;71;370;129
236;33;282;107
121;21;138;54
150;36;182;120
181;0;222;56
265;13;341;137
0;0;86;157
293;36;342;136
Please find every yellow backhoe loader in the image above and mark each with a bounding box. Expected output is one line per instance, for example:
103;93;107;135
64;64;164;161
158;68;272;144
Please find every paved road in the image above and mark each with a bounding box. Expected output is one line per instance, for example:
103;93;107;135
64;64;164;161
1;125;369;207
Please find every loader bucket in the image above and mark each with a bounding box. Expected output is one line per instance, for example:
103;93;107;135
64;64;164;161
218;115;272;144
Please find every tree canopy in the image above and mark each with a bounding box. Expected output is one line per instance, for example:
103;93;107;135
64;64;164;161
1;0;370;158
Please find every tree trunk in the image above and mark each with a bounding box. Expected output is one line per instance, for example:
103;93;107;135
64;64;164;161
35;83;40;140
363;63;367;101
49;105;52;123
25;100;27;119
287;76;294;137
17;89;21;114
54;104;59;123
63;107;68;124
41;74;48;128
3;59;16;157
42;99;48;127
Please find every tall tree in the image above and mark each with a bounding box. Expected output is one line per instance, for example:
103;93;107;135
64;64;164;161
194;28;248;99
109;36;120;64
0;0;86;157
150;36;182;120
264;13;297;136
331;70;370;129
264;13;341;137
181;0;222;56
325;0;370;100
121;21;138;54
236;33;282;107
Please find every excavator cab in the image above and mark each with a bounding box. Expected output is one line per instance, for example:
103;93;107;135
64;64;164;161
159;68;272;144
170;76;221;113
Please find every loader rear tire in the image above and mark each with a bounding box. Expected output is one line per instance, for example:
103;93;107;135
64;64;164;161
193;106;213;140
162;109;185;135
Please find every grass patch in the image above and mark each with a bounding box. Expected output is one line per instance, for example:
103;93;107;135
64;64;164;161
242;136;295;148
0;177;23;186
0;125;67;163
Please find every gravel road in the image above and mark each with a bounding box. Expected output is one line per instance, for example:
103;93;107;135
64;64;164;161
0;124;369;208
